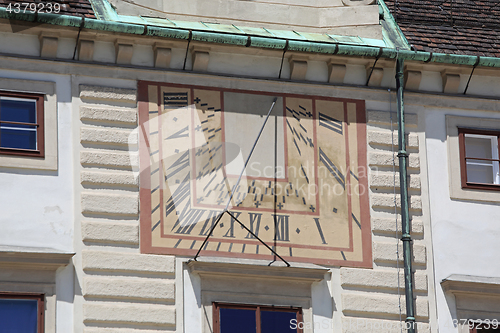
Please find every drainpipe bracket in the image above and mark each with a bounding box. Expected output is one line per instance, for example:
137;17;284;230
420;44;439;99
401;233;412;241
397;150;408;158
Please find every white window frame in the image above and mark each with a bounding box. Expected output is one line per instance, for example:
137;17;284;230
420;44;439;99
447;115;500;202
463;133;500;185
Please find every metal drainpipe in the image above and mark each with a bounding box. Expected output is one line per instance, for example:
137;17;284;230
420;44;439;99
395;58;416;332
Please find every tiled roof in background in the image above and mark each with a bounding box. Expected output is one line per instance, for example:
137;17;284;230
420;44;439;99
385;0;500;57
0;0;96;18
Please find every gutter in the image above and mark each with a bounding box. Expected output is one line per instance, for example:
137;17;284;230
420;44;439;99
1;8;500;68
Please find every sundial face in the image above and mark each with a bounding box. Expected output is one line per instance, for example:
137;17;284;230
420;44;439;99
138;81;372;267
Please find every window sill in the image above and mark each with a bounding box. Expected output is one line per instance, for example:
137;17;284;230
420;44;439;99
0;245;74;270
463;182;500;191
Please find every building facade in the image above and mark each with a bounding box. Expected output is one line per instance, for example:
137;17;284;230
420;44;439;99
0;0;498;332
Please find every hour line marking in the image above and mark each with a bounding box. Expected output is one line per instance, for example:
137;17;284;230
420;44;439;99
152;219;161;231
165;150;190;179
199;210;220;236
203;174;218;192
151;203;160;214
299;133;308;146
293;138;301;155
313;218;327;244
319;112;343;135
175;209;205;235
151;185;160;194
286;119;294;133
173;239;182;248
165;125;189;140
166;174;191;222
301;164;310;184
319;147;345;189
352;213;361;229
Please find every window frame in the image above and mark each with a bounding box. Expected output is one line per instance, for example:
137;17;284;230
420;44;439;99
0;91;45;158
0;292;45;333
458;128;500;191
213;302;303;333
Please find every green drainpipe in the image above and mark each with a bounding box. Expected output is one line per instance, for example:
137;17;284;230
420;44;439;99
395;58;416;332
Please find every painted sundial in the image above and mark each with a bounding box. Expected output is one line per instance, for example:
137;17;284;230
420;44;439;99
138;81;371;267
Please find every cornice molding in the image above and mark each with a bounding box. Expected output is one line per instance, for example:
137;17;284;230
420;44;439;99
441;274;500;296
0;246;74;270
188;257;329;282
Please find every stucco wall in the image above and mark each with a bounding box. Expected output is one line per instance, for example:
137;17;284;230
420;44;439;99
0;69;75;333
0;70;74;251
422;101;500;332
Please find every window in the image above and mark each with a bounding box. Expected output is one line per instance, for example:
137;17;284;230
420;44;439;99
0;293;44;333
0;91;44;157
459;128;500;190
213;303;303;333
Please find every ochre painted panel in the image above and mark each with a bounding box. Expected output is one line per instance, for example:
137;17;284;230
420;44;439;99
138;81;371;267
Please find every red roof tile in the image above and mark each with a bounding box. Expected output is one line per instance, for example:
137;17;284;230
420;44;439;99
385;0;500;57
0;0;96;19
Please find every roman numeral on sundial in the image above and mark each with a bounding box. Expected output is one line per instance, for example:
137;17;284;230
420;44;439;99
164;92;188;107
273;214;290;241
245;213;262;239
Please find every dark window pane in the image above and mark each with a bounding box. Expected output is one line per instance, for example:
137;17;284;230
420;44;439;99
0;299;38;333
0;99;37;124
220;308;256;333
261;311;297;333
0;127;37;150
466;161;494;184
464;135;493;159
